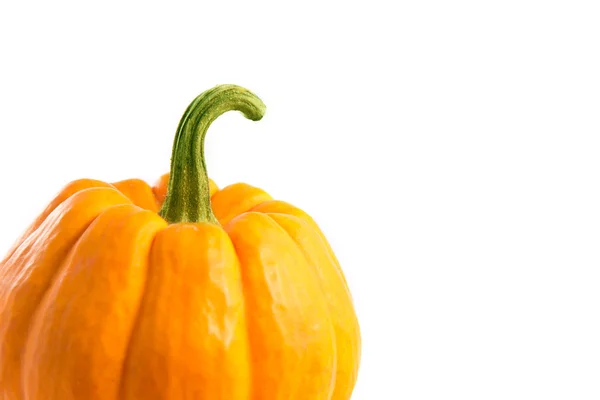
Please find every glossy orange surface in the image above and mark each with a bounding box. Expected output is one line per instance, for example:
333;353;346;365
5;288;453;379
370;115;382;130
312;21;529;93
0;176;360;400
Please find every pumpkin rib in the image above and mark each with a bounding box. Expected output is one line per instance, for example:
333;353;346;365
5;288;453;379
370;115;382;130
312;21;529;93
211;183;273;226
265;212;361;400
0;187;132;400
226;211;337;400
21;204;165;400
263;212;339;400
1;179;113;265
111;179;161;212
250;200;351;289
116;225;163;400
224;219;259;399
119;223;251;399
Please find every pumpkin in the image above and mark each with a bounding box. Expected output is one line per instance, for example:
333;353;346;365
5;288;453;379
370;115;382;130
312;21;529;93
0;85;361;400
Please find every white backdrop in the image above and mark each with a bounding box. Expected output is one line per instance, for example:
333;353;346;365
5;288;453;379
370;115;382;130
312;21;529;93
1;1;599;399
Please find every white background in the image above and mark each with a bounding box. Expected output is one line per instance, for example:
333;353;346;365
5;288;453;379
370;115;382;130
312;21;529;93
1;1;600;399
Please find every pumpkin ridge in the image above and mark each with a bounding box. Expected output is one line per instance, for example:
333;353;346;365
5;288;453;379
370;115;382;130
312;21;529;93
264;211;361;400
19;223;92;399
225;212;337;399
211;183;272;226
118;223;251;398
250;200;351;290
223;220;257;399
111;179;160;212
0;187;132;399
1;179;113;265
21;204;164;400
263;213;338;400
116;216;166;400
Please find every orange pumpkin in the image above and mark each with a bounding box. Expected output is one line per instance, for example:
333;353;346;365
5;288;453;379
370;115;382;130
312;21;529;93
0;85;361;400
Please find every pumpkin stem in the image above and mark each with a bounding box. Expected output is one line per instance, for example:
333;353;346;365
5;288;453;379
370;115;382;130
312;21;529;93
159;84;266;224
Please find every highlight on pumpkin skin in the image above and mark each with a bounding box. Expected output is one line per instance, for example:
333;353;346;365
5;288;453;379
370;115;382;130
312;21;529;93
119;222;251;399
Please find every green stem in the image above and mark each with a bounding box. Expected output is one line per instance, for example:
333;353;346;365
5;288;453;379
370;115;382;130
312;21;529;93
159;84;266;224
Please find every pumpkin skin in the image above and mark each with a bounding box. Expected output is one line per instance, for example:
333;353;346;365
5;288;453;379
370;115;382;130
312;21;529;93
0;85;361;400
